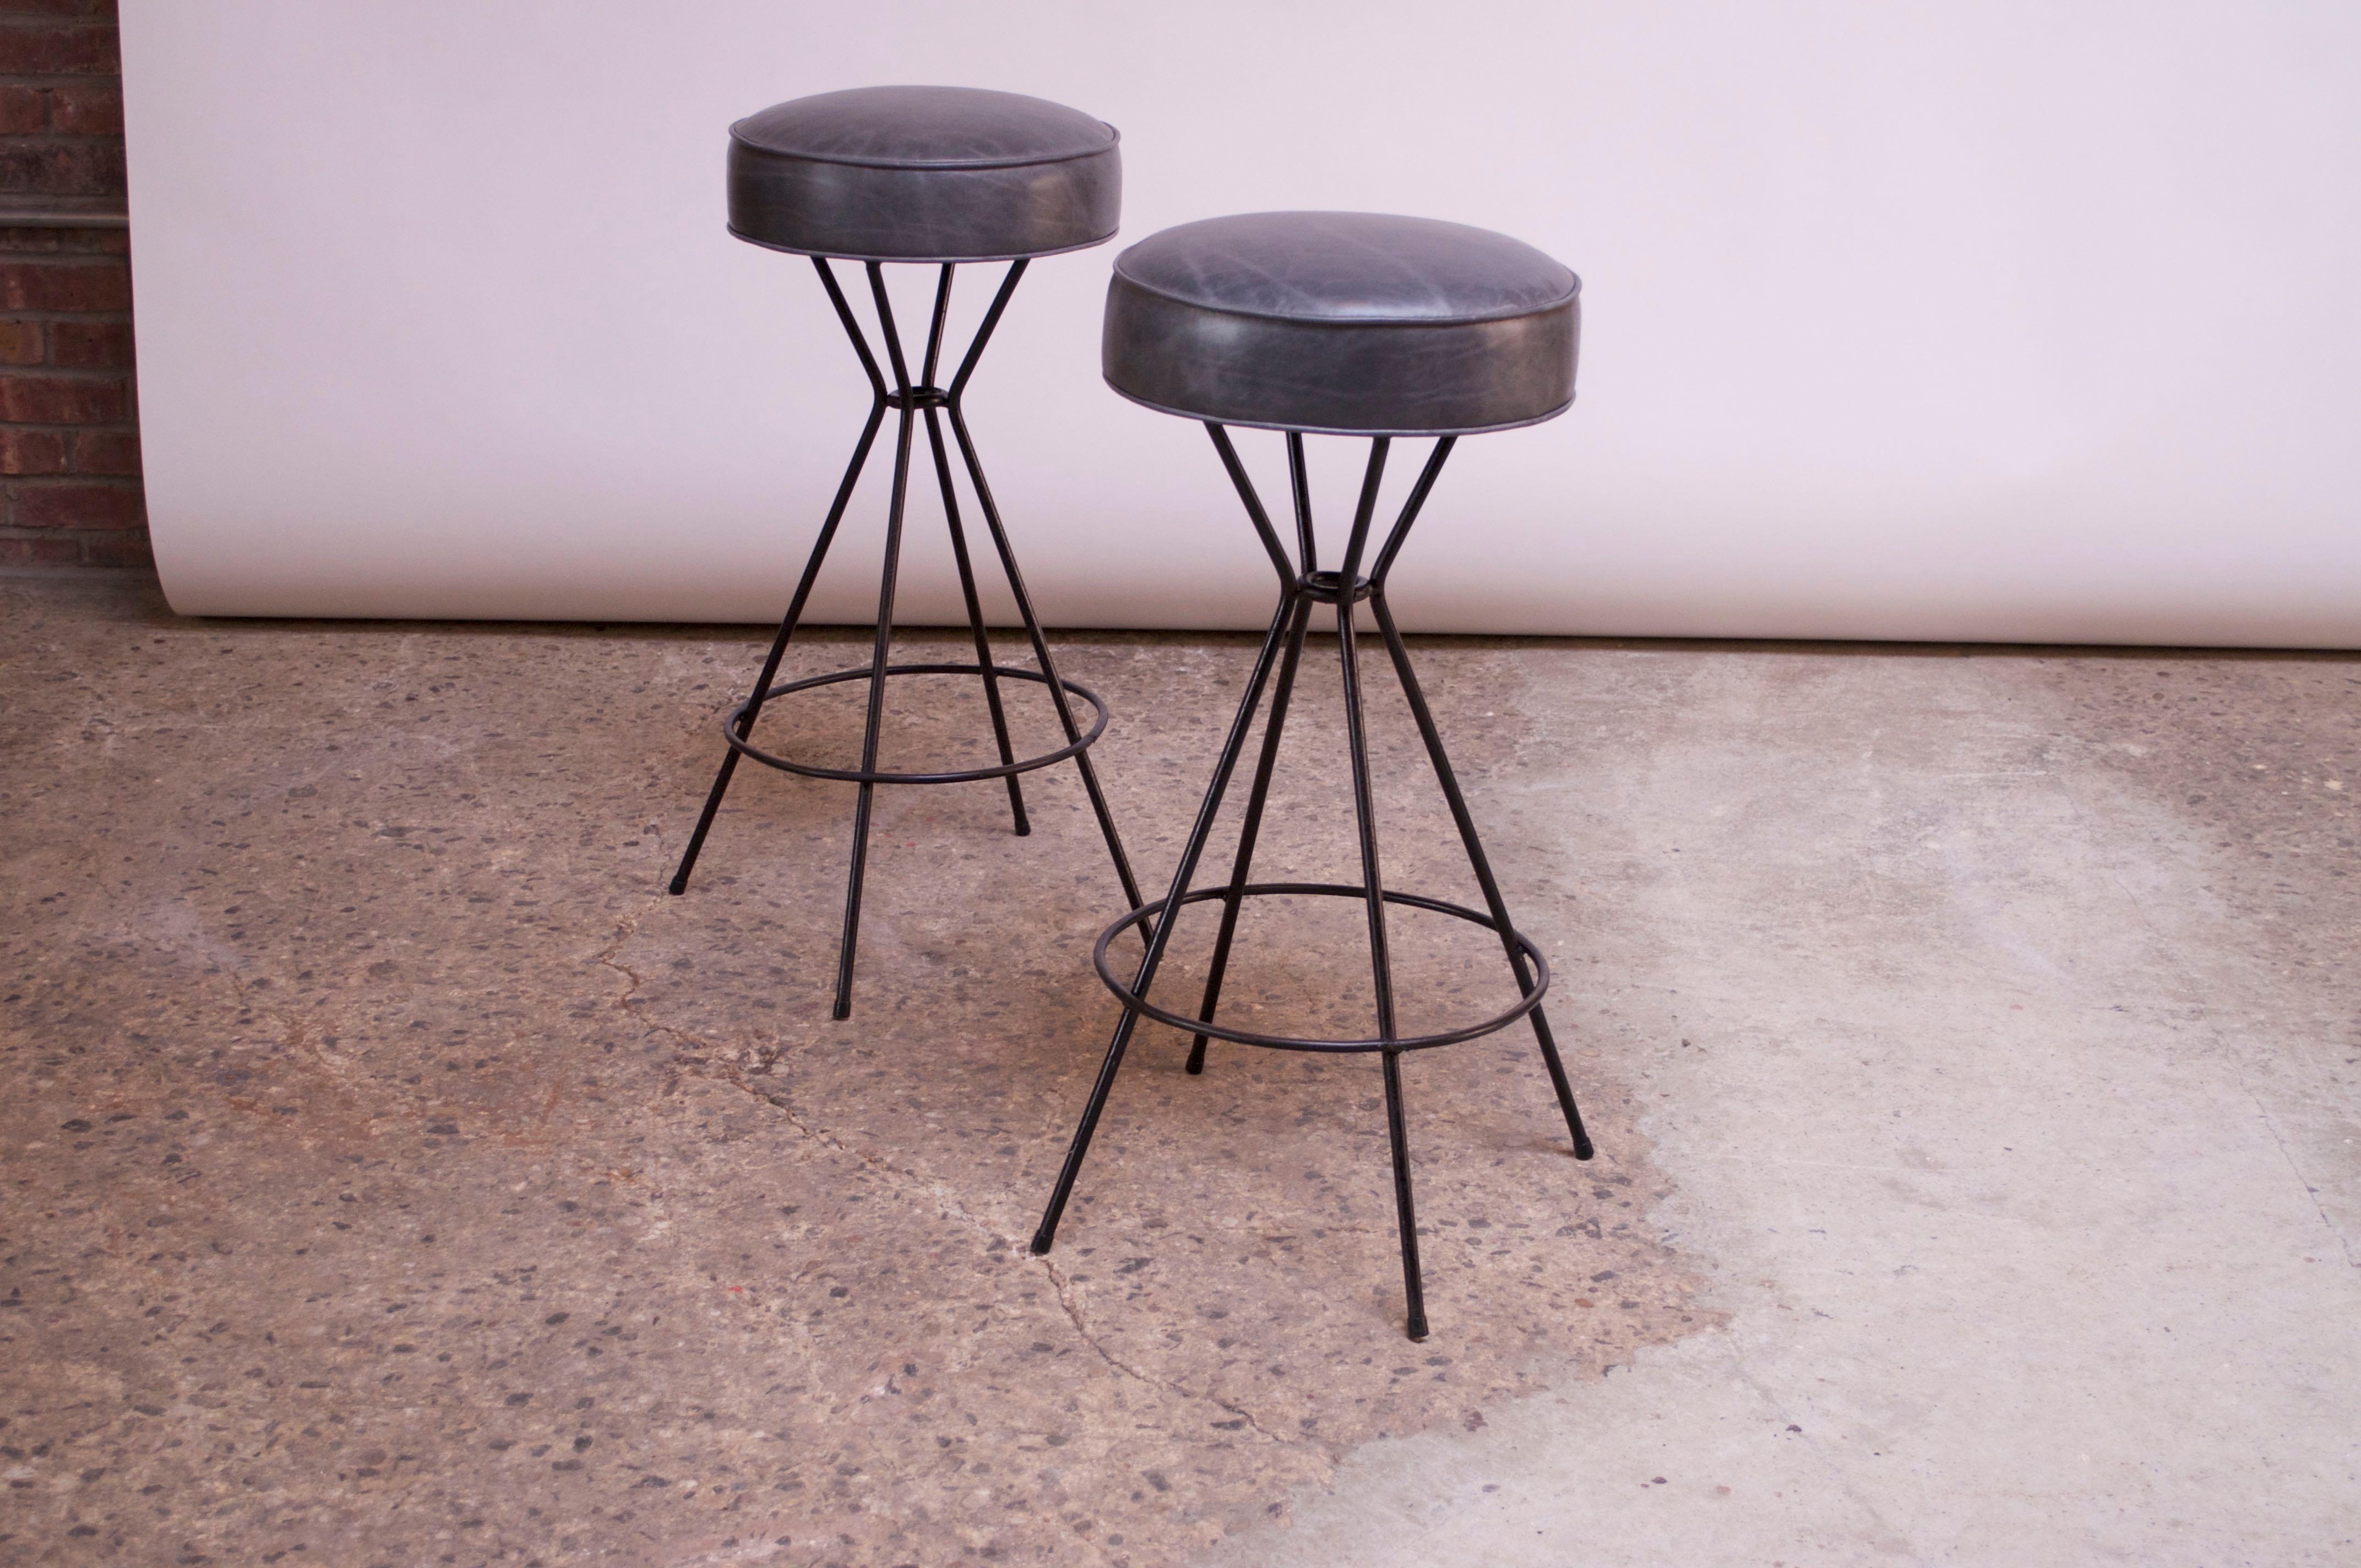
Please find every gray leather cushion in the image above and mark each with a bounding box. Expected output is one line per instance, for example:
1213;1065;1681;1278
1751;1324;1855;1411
728;86;1120;262
1103;212;1579;435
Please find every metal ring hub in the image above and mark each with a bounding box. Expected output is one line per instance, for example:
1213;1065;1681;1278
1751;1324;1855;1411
723;661;1110;784
1092;881;1551;1053
1299;568;1373;604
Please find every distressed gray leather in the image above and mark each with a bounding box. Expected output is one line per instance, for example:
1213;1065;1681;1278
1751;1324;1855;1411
1103;212;1580;435
728;86;1120;262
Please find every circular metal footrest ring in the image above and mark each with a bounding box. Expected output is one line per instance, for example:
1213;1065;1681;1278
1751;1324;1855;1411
723;661;1109;784
1092;881;1549;1054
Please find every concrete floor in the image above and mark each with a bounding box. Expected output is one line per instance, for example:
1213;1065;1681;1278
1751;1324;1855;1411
2;572;2355;1566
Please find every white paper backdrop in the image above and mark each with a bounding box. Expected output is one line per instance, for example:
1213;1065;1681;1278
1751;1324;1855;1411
123;1;2361;646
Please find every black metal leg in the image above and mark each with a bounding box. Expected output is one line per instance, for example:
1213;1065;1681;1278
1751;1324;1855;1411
1370;594;1593;1159
830;262;937;1020
924;402;1030;836
1187;427;1326;1071
1186;594;1315;1073
1030;592;1302;1255
834;401;915;1020
915;263;1029;837
945;260;1140;915
1364;435;1592;1159
1330;438;1430;1341
671;257;888;898
1381;1048;1428;1340
669;405;881;897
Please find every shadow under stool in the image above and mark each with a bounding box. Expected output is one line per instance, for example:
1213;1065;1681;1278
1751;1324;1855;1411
1030;210;1597;1341
670;86;1142;1018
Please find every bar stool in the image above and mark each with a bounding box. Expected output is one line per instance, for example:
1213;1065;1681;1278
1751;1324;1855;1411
1029;211;1596;1340
671;86;1141;1019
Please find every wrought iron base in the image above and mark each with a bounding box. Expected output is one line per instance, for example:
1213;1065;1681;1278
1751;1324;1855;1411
720;663;1110;785
1029;427;1595;1342
1092;883;1549;1052
670;257;1141;1020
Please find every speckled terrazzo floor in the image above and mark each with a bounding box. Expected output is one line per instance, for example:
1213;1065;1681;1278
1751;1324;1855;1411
5;574;2357;1567
1;575;1708;1566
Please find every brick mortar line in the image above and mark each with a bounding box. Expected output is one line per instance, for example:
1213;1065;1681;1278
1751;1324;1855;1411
0;361;137;372
0;452;142;460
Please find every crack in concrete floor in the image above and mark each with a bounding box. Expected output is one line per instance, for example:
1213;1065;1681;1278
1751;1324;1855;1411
592;886;1308;1450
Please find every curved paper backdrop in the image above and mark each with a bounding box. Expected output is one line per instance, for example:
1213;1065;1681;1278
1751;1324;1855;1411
124;1;2361;646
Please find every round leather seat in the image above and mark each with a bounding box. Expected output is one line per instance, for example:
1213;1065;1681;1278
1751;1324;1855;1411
1103;211;1579;435
727;86;1120;263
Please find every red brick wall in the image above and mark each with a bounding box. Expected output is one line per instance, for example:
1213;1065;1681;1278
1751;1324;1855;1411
0;0;142;569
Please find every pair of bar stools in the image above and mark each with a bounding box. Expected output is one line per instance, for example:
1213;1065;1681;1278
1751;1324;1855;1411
669;85;1592;1342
